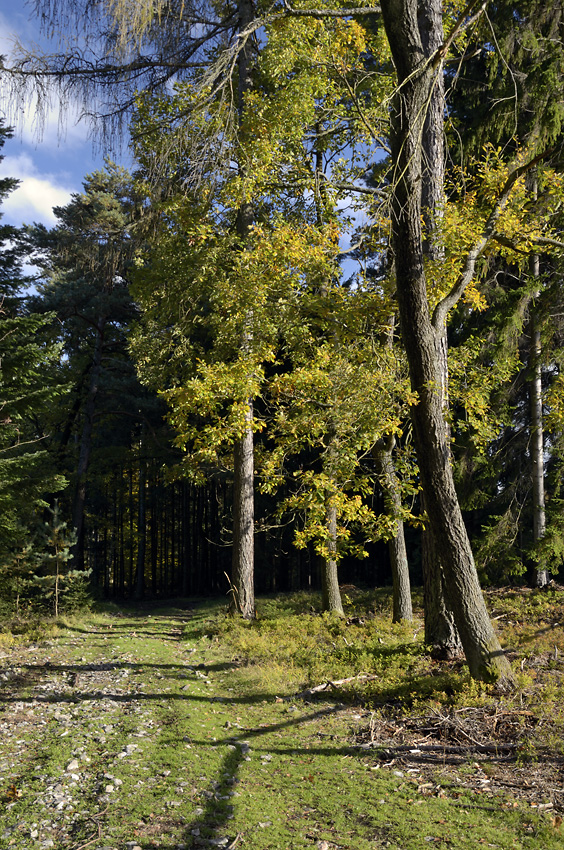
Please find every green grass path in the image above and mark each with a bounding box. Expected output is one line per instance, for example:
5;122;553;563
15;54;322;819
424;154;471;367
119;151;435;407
0;602;560;849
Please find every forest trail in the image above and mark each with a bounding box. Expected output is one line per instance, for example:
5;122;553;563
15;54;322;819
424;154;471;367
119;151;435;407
0;603;561;850
0;605;374;850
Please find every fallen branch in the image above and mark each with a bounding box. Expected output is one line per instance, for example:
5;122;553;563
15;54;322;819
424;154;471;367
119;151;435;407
359;742;522;754
293;673;378;699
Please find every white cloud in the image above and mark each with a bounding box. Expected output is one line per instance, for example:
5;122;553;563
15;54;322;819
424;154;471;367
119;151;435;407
17;101;92;151
0;153;73;225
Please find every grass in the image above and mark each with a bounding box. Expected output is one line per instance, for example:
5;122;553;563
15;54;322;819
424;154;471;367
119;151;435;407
1;588;564;849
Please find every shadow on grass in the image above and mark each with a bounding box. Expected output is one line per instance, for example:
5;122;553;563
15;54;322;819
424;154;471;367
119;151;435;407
0;658;467;713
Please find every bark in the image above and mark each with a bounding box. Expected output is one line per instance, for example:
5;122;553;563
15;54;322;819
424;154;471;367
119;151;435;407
321;496;345;615
421;505;463;657
526;174;548;587
418;0;462;654
380;0;514;686
230;403;255;619
228;0;256;619
529;272;548;587
71;315;106;570
374;438;412;622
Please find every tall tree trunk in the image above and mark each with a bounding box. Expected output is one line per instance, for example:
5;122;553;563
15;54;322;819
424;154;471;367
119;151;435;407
374;437;413;622
527;175;548;587
321;494;345;615
151;478;158;596
380;0;514;686
418;0;462;655
71;315;106;569
128;468;134;596
228;0;256;618
182;482;190;596
231;400;255;618
529;268;548;587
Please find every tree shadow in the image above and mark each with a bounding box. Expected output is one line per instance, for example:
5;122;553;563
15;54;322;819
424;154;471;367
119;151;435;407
179;703;349;849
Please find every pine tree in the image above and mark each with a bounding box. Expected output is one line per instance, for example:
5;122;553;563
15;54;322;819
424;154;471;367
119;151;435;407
0;123;67;608
28;163;152;572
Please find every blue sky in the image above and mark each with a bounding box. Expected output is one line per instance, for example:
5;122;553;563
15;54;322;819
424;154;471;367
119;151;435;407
0;2;109;228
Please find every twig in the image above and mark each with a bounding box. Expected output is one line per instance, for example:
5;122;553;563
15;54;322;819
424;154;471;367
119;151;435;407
226;834;243;850
71;836;99;850
70;807;108;850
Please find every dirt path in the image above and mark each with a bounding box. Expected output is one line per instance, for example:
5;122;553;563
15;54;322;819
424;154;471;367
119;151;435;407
0;607;361;850
0;605;561;850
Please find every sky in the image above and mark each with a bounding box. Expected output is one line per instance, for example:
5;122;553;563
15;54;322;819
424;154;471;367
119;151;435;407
0;2;109;229
0;2;365;272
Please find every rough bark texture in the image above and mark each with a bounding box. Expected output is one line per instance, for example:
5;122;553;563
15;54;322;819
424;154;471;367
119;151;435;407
422;503;463;657
321;497;345;615
231;408;255;619
374;439;412;622
228;0;256;619
418;0;462;654
380;0;514;686
529;278;548;587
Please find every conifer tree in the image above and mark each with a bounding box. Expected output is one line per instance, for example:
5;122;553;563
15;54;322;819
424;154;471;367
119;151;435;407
0;123;67;609
28;163;147;570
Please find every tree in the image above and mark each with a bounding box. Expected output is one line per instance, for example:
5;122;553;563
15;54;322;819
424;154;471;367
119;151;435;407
0;123;67;606
378;0;517;685
447;0;564;587
34;502;78;618
128;6;388;616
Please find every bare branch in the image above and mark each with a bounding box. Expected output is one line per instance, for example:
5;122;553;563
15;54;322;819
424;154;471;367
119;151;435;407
492;232;564;254
533;235;564;251
438;0;489;66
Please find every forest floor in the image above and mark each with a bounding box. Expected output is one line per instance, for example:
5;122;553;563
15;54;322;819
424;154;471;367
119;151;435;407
1;589;564;850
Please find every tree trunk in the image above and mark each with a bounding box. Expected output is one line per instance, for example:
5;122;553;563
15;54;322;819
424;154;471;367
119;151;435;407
422;506;463;656
380;0;514;686
229;198;256;618
182;482;190;596
417;0;462;654
128;468;134;596
230;404;255;618
321;495;345;615
374;438;412;622
228;0;256;618
530;290;548;585
527;175;548;587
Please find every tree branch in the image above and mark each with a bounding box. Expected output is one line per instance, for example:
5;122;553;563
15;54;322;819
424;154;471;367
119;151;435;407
437;0;489;67
281;0;381;18
432;149;552;332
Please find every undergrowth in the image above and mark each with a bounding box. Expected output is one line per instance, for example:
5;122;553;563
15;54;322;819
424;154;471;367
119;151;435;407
187;586;564;716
